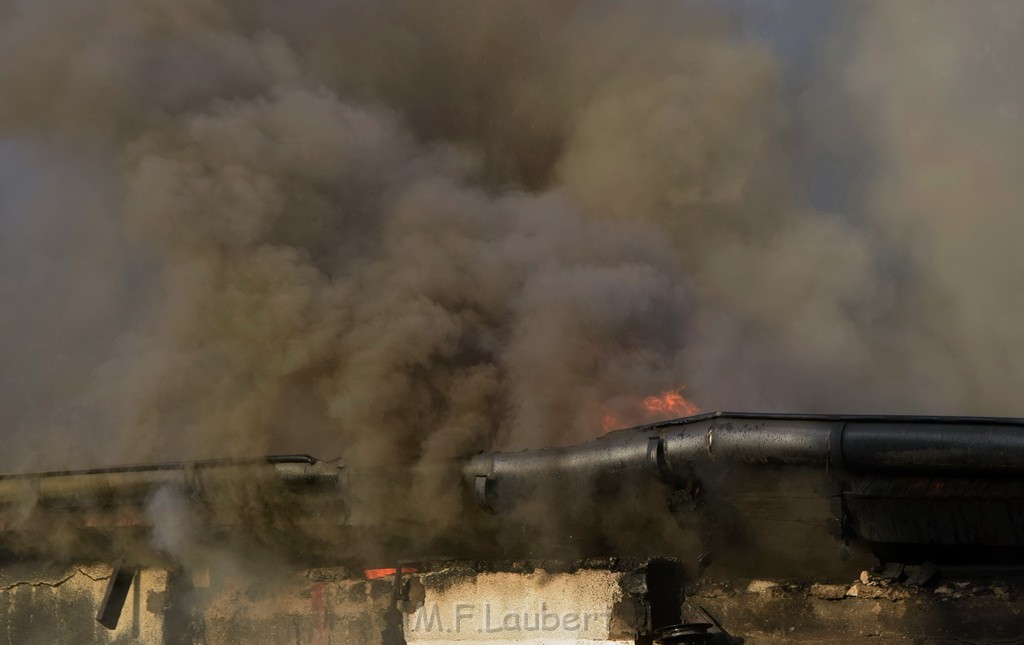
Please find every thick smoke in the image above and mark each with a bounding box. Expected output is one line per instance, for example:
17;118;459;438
0;1;766;475
1;0;1023;542
843;1;1024;413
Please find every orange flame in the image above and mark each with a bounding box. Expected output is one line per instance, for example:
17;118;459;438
364;567;417;580
601;413;622;433
600;387;700;432
641;388;700;418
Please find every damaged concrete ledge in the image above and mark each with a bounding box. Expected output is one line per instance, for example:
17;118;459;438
2;559;1024;644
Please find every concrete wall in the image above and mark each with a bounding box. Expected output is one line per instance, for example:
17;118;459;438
0;562;643;645
0;564;164;645
200;567;394;644
403;569;637;645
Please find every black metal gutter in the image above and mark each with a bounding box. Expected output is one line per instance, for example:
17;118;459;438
465;412;1024;511
0;455;342;507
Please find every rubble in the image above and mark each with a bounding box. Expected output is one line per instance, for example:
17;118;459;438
808;583;847;600
746;580;780;595
687;576;1024;644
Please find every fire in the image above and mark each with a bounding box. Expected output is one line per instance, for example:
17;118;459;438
601;413;622;433
364;567;417;580
641;388;700;418
600;387;700;432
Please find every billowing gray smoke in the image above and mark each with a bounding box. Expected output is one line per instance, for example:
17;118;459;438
0;0;1023;532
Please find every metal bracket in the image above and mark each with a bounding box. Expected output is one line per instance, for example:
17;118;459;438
647;437;672;482
474;475;494;512
97;566;137;630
